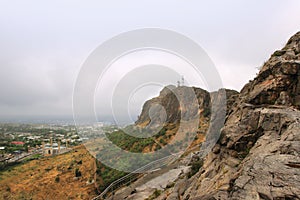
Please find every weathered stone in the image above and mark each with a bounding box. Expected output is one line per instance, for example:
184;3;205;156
166;192;179;200
176;32;300;200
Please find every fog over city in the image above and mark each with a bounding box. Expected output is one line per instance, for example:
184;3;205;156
0;0;300;123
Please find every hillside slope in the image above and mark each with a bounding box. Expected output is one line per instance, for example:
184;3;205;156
0;146;97;200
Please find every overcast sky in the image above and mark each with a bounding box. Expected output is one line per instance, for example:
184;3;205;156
0;0;300;122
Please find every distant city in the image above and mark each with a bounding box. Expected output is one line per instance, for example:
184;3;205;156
0;121;119;170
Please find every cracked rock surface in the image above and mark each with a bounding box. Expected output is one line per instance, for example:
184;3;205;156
171;32;300;200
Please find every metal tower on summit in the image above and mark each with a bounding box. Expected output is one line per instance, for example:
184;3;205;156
177;76;185;87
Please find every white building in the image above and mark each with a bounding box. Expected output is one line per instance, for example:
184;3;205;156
42;138;67;155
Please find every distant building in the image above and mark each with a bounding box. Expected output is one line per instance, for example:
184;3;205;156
11;141;25;146
13;150;22;154
42;138;67;156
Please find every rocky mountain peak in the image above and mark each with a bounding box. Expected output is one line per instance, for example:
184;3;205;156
135;86;211;127
239;31;300;109
178;31;300;200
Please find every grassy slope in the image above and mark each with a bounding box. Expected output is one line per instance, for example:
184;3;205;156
0;145;97;200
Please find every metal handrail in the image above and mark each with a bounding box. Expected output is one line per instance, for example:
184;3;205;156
92;143;202;200
91;152;181;200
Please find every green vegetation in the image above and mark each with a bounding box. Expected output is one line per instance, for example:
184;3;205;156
3;144;28;154
203;107;211;117
106;129;155;153
155;127;167;137
188;158;203;178
146;189;162;200
0;161;22;172
159;138;167;145
23;154;41;162
98;124;197;194
166;181;175;188
238;147;251;160
55;176;60;183
0;153;42;172
272;50;286;57
75;168;82;177
96;161;127;192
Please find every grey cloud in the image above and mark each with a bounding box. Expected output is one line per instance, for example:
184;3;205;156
0;0;299;121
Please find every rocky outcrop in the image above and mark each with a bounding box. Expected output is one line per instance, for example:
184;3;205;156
240;32;300;109
177;32;300;200
135;86;238;128
135;86;211;127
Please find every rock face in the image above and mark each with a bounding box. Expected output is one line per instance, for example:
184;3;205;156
135;86;238;128
240;32;300;109
135;86;211;127
178;32;300;200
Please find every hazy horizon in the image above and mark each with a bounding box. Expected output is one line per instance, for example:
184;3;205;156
1;1;300;122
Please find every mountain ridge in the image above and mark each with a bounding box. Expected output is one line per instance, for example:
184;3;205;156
172;31;300;200
115;31;300;200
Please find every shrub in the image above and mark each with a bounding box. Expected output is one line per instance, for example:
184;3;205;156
55;176;60;183
272;50;286;57
146;189;162;200
106;130;155;153
188;158;203;178
75;168;82;177
203;107;211;117
159;138;167;145
6;186;11;192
